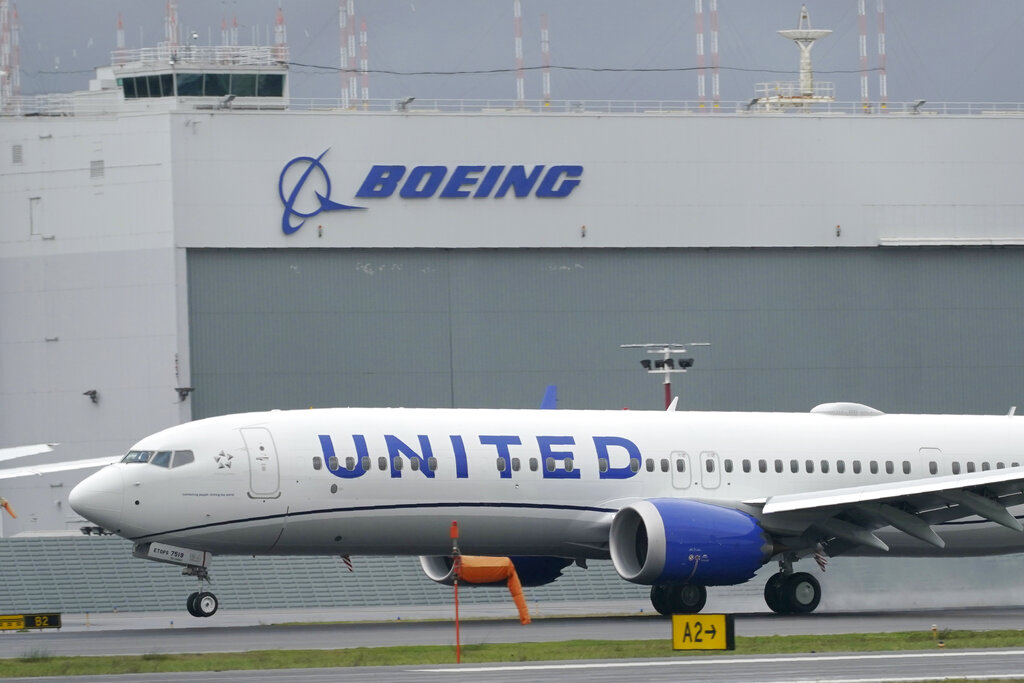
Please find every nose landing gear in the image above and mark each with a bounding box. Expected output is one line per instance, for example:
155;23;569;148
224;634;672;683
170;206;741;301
183;565;218;617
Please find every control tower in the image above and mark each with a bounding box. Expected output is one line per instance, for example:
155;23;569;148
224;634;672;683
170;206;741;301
752;5;834;110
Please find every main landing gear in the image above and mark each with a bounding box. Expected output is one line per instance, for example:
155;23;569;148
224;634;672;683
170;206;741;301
764;555;821;614
649;583;708;615
183;565;219;618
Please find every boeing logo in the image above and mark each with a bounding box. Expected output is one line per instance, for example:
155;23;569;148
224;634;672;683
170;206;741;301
278;151;584;235
278;149;366;235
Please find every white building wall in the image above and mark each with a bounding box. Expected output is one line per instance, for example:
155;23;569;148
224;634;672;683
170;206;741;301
0;113;190;535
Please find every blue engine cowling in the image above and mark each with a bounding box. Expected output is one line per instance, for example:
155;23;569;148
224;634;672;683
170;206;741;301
609;499;772;586
419;555;573;587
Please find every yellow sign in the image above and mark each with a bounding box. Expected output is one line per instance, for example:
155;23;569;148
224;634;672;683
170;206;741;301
0;613;62;631
671;613;734;650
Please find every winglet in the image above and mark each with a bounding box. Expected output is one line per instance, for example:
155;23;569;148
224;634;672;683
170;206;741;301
540;385;558;410
667;397;679;412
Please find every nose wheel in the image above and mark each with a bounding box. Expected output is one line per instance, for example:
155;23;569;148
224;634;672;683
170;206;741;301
182;564;218;618
186;590;219;617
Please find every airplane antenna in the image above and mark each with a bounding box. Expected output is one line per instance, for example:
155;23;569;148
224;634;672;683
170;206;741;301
621;342;710;410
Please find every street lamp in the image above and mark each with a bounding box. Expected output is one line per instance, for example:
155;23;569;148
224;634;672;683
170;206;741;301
621;342;709;409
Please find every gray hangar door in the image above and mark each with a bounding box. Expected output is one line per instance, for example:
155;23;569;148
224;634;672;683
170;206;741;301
187;247;1024;418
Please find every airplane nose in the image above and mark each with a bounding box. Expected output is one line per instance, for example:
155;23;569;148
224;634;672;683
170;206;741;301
69;465;124;533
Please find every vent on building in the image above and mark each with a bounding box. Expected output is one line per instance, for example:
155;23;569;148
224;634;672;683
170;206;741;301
12;144;23;164
90;159;105;179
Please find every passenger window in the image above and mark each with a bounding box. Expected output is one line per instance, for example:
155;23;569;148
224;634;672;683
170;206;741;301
409;458;420;471
743;459;751;473
646;459;655;472
820;460;829;474
706;459;715;473
929;461;938;475
805;460;814;474
328;455;339;470
312;456;322;471
564;458;573;472
902;461;911;474
836;460;845;474
599;458;609;473
496;458;506;472
151;451;172;468
346;456;356;471
967;462;976;473
661;459;670;473
775;460;783;473
952;461;961;474
393;456;403;471
759;459;767;473
982;462;991;471
997;462;1005;469
790;459;799;474
870;461;879;474
676;459;686;473
723;460;733;473
512;457;521;472
1013;462;1020;468
427;457;437;471
630;458;640;473
378;456;387;471
884;461;894;475
530;457;539;472
546;458;556;473
853;460;862;474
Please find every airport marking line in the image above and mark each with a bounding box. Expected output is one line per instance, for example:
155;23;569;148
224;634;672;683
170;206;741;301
416;648;1024;673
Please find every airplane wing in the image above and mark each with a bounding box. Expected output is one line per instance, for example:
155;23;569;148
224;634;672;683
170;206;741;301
0;456;119;480
746;466;1024;554
0;443;57;464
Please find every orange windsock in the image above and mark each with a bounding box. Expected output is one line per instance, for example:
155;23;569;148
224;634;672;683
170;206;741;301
457;556;531;625
1;498;16;519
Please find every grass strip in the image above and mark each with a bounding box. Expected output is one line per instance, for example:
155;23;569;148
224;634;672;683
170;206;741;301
2;629;1024;677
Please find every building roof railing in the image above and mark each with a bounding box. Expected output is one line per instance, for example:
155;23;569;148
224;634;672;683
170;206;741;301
111;45;288;68
4;95;1024;118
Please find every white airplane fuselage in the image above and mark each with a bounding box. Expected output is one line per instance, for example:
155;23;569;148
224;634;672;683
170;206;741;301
70;407;1024;560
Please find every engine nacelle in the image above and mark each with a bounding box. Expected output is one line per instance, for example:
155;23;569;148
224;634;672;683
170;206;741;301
419;555;572;587
609;499;771;586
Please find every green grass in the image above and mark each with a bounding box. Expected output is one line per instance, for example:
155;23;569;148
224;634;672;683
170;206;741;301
2;629;1023;677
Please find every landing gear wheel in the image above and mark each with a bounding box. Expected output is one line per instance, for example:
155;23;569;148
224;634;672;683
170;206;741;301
650;585;673;616
783;572;821;614
195;591;219;617
186;591;201;617
764;572;788;614
668;584;707;614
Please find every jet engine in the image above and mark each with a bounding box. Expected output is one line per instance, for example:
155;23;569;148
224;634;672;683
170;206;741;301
419;555;573;587
609;499;772;585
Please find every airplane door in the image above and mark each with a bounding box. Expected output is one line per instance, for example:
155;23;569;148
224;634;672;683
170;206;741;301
700;451;721;489
241;427;281;499
671;451;692;489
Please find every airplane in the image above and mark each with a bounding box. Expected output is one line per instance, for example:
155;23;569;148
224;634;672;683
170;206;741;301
68;401;1024;618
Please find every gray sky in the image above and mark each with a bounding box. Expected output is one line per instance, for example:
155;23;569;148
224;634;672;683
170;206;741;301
13;1;1024;104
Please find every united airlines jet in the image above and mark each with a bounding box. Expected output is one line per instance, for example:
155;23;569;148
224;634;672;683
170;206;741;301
69;402;1024;618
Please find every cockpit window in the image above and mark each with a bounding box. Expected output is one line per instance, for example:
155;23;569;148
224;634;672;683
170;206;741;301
122;450;153;463
150;451;173;468
172;450;195;468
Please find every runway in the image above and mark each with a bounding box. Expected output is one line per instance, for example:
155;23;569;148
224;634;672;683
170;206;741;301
2;602;1024;667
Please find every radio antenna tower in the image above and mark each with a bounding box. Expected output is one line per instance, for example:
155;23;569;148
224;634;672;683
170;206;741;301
0;0;20;109
165;0;179;47
540;13;551;105
694;0;706;105
513;0;525;106
273;5;287;62
359;19;369;108
338;1;349;107
858;0;869;106
346;1;356;105
709;0;720;105
877;0;887;107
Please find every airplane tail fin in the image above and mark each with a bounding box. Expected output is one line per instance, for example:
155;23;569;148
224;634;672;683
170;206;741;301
540;385;558;410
